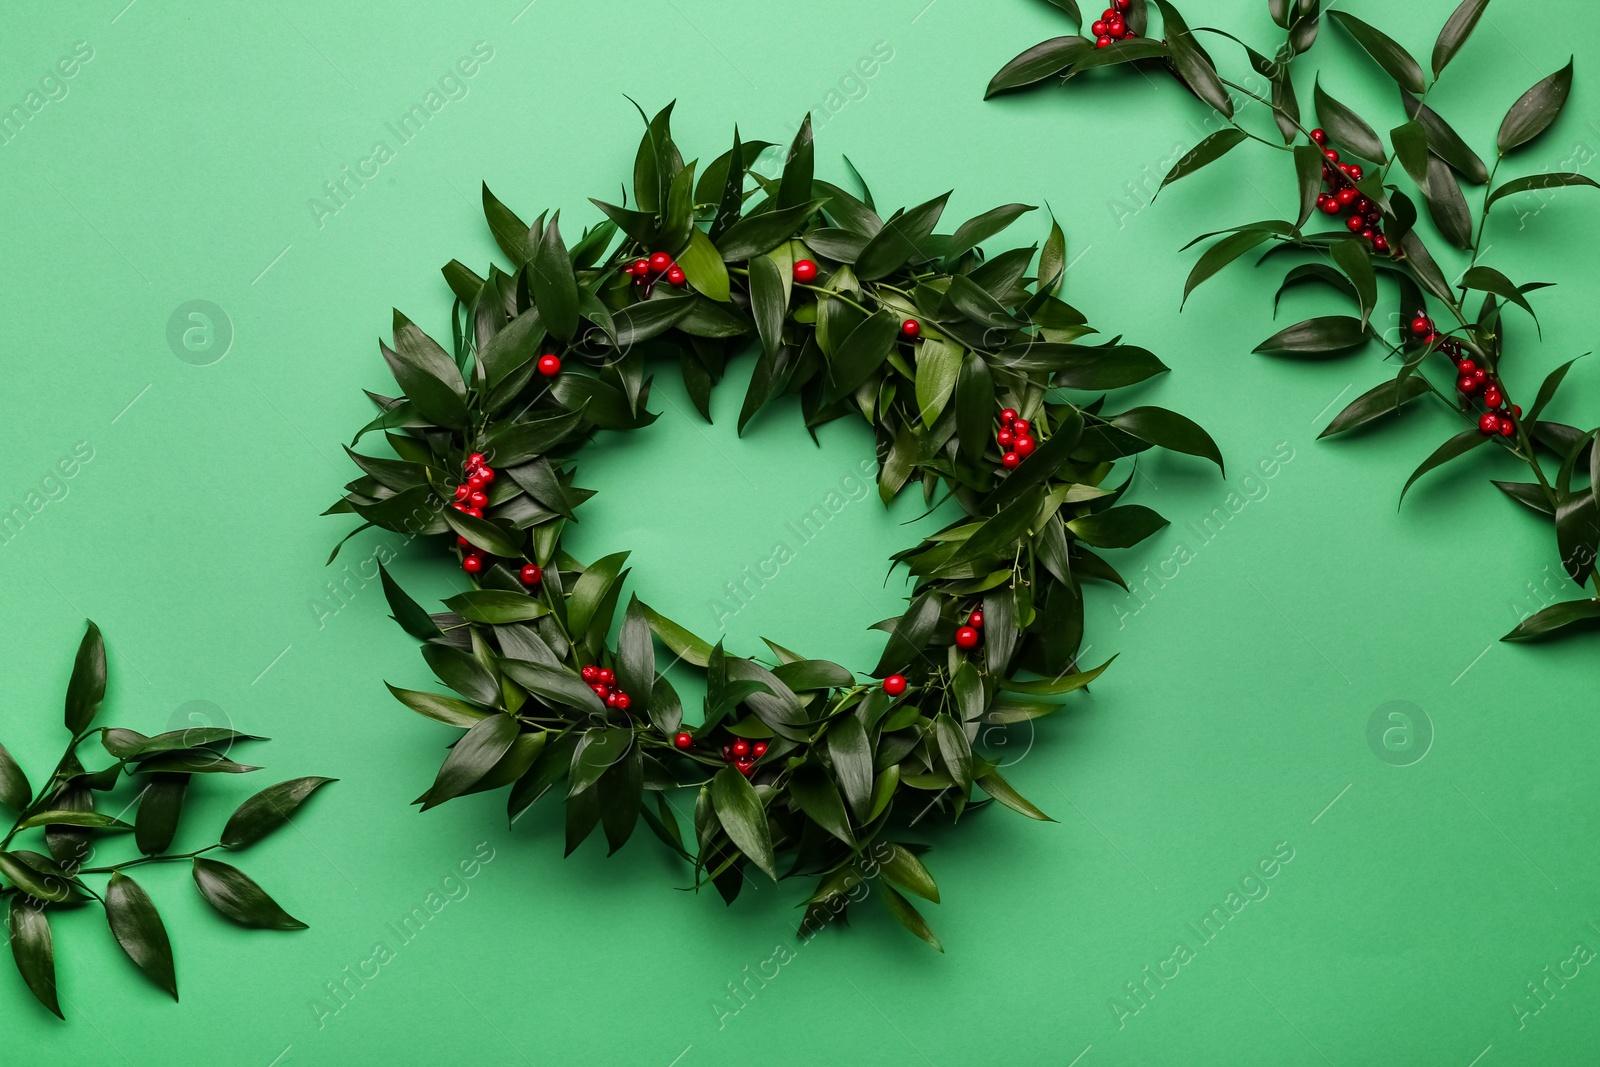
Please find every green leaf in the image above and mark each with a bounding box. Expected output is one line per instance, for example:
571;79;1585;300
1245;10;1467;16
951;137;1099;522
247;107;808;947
441;508;524;559
632;101;679;214
134;773;188;856
65;619;106;735
1002;656;1114;694
221;777;337;850
568;728;632;797
1185;229;1273;305
828;310;899;399
482;183;532;264
946;204;1036;264
778;114;815;212
0;851;75;903
499;660;607;716
191;857;307;930
442;589;547;626
873;592;940;676
1109;406;1223;471
1400;428;1491;504
882;843;940;903
1461;266;1542;323
530;213;580;342
1390;119;1431;189
1155;1;1232;116
827;716;874;821
976;768;1054;821
1067;505;1169;548
377;563;442;641
933;713;972;789
915;337;963;428
717;199;827;261
639;604;714;668
1498;59;1574;153
1319;376;1431;437
0;743;29;810
479;307;543;393
105;872;177;1000
1254;315;1369;357
1161;129;1248;191
386;313;469;428
1487;172;1600;208
986;36;1091;98
749;254;787;361
1528;356;1585;422
15;810;132;832
879;883;943;952
1493;480;1556;517
789;762;854;846
608;295;697;348
385;684;490;728
616;596;655;714
1502;597;1600;641
484;407;585;466
422;714;520;810
567;551;630;638
956;352;996;464
1045;344;1169;389
9;898;60;1017
854;193;950;280
677;228;731;302
710;767;776;879
1433;0;1491;76
133;752;259;775
1330;11;1425;94
1314;79;1385;161
1422;155;1474;249
1401;94;1488;184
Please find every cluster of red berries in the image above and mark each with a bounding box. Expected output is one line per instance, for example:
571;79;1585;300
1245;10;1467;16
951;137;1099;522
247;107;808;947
1411;315;1522;437
1310;129;1391;256
719;736;768;776
453;452;542;585
621;250;686;288
580;665;632;710
1092;0;1136;47
996;408;1036;470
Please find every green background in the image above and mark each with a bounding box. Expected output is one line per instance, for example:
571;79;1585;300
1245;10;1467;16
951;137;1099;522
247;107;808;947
3;0;1598;1062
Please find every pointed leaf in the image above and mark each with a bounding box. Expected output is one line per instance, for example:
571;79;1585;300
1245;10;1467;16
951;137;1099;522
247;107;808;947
9;898;60;1017
1400;428;1491;503
221;777;337;850
1498;59;1574;153
710;767;776;879
65;620;106;735
105;872;177;1000
1330;11;1425;93
191;857;307;930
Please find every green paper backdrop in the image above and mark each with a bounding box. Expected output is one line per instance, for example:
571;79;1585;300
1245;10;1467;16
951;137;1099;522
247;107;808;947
2;0;1597;1062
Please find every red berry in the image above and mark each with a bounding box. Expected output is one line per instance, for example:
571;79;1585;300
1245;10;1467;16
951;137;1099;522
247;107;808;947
1320;198;1341;216
477;467;496;485
793;259;818;283
1360;228;1376;241
592;683;609;699
1092;19;1107;33
1372;235;1390;254
1479;413;1501;434
454;485;471;501
1423;332;1440;346
883;674;908;696
1014;434;1036;457
1483;389;1504;409
1412;317;1432;336
901;318;921;338
462;554;484;574
968;610;984;628
1114;0;1129;9
752;742;768;757
732;739;750;757
666;266;686;286
467;473;486;491
1336;188;1358;207
469;491;489;509
614;692;631;711
1512;405;1523;417
1012;418;1030;434
648;251;672;274
457;535;471;548
997;430;1016;449
1473;368;1488;383
464;507;482;519
520;563;542;586
632;258;649;275
1122;29;1137;38
955;626;980;650
581;665;599;682
1346;215;1365;233
1456;358;1476;375
1499;418;1516;437
606;692;621;708
466;452;486;469
1347;164;1364;181
537;354;561;376
1000;408;1018;424
736;759;754;776
1001;451;1021;469
1107;17;1124;35
597;668;615;685
1311;128;1327;145
1096;35;1112;47
1324;148;1340;163
674;732;693;749
621;262;637;276
1458;375;1480;395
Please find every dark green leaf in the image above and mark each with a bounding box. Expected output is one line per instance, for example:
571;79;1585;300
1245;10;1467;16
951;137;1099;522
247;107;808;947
9;898;60;1017
1319;376;1431;437
386;313;468;428
221;777;337;850
378;563;442;641
827;716;874;820
879;883;942;952
482;183;532;264
0;851;74;903
422;714;519;810
1162;130;1248;193
1528;356;1584;422
946;204;1035;264
191;857;307;930
1110;406;1223;471
442;589;547;625
986;37;1092;98
616;596;655;715
640;604;714;668
1254;315;1369;357
1498;59;1574;153
1314;79;1385;160
65;620;106;735
530;214;579;342
105;872;177;1000
1067;505;1168;548
1330;11;1425;93
1155;1;1232;116
567;551;630;639
1487;172;1600;208
854;193;950;280
1401;94;1488;183
976;768;1053;820
711;767;776;879
882;843;940;903
1185;229;1273;305
827;310;899;399
749;254;787;361
955;352;995;464
135;773;189;856
0;743;29;810
1423;155;1474;249
1502;597;1600;640
499;660;607;716
933;713;972;789
15;809;132;832
717;199;828;261
873;592;940;677
1461;266;1541;322
1433;0;1491;76
778;115;814;212
1400;428;1490;503
790;762;854;846
385;684;490;728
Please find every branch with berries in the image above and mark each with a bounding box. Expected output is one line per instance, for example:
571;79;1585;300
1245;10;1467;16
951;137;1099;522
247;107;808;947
0;623;334;1019
329;106;1221;948
990;0;1600;641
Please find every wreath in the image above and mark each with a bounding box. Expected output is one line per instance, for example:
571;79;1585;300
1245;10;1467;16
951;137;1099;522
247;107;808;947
1;623;333;1018
991;0;1600;642
329;105;1220;948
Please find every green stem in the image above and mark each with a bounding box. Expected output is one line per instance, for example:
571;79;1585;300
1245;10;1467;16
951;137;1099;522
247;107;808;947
77;844;221;876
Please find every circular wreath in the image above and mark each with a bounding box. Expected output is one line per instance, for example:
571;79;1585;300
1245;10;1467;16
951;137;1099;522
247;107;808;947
328;105;1221;948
